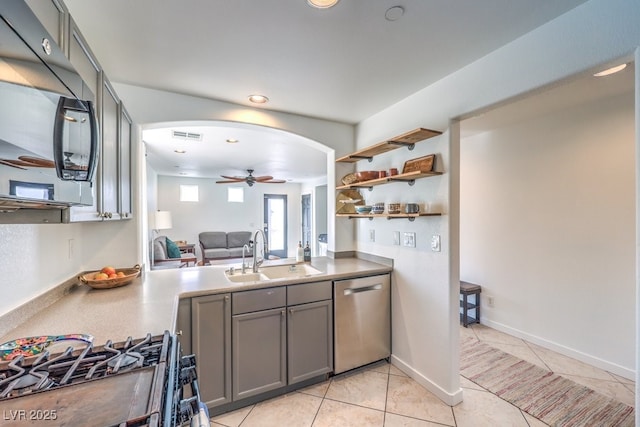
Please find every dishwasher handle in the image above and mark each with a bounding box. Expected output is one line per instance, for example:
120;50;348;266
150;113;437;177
343;283;382;295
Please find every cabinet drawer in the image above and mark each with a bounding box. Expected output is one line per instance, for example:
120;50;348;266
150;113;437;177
287;281;332;306
232;287;286;315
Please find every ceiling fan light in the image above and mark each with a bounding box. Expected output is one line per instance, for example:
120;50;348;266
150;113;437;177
226;138;239;143
174;149;186;154
307;0;339;8
248;94;269;104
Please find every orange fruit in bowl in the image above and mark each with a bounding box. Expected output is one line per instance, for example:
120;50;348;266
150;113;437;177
94;272;109;280
116;271;125;277
101;266;116;276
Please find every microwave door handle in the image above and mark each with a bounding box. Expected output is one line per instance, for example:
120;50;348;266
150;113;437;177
53;97;99;182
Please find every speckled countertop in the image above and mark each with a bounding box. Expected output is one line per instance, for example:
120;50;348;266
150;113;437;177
1;257;391;345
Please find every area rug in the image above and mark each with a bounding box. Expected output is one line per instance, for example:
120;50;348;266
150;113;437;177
460;338;635;427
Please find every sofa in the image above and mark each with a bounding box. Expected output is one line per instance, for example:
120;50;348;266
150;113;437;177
199;231;252;264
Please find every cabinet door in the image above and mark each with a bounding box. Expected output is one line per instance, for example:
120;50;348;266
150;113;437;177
118;103;132;219
99;74;120;220
288;300;333;384
192;294;231;408
25;0;67;51
232;308;286;400
66;18;102;222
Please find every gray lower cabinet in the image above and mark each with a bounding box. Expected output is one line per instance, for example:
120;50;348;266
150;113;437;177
191;293;232;408
232;288;287;401
287;299;333;384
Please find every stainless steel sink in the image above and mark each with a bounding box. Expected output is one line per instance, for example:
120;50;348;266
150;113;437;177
260;264;322;279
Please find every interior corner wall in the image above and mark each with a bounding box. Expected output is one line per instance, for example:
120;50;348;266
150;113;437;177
353;0;639;402
461;91;636;376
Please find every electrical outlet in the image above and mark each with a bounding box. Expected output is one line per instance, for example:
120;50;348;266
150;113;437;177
369;229;375;242
68;238;74;259
488;296;495;307
431;235;441;252
393;231;400;245
403;232;416;247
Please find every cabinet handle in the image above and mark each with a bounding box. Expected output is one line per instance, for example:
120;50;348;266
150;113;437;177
224;295;230;301
289;308;294;314
176;330;182;336
107;212;113;218
281;310;285;317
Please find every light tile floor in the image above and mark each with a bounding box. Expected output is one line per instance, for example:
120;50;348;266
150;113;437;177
211;324;635;426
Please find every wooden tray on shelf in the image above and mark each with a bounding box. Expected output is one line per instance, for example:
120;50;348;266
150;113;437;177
402;154;435;174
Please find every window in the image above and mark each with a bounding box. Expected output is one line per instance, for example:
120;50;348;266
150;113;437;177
228;187;244;203
180;184;199;202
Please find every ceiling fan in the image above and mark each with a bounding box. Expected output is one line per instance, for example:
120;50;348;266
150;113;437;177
216;169;286;186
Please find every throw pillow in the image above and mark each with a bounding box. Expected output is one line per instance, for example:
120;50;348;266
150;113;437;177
165;237;182;259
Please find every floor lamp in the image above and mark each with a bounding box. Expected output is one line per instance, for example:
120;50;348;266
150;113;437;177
150;210;173;269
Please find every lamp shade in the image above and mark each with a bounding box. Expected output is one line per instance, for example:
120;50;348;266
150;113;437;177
154;210;173;230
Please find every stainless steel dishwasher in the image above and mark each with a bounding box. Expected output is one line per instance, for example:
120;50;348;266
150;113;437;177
334;274;390;374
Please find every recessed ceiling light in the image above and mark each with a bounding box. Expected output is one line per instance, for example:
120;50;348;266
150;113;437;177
226;138;239;143
307;0;339;9
248;94;269;104
593;63;627;77
174;149;186;154
385;6;404;21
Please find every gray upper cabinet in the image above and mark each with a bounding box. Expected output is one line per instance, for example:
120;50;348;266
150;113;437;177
118;103;132;219
192;294;232;408
25;0;68;51
67;16;100;104
99;75;120;220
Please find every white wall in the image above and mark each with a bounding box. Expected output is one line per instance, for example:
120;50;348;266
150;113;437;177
354;0;640;405
156;175;302;260
461;91;636;376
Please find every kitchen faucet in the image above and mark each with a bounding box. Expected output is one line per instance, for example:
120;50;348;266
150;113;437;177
252;229;267;272
241;244;250;273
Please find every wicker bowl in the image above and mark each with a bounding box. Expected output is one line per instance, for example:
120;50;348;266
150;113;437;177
79;265;141;289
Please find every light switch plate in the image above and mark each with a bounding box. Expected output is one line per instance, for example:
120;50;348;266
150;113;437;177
403;232;416;247
369;229;375;242
431;235;441;252
393;231;400;245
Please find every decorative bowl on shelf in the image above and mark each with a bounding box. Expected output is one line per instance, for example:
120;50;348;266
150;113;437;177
354;205;373;214
354;171;379;182
371;202;385;214
341;173;359;185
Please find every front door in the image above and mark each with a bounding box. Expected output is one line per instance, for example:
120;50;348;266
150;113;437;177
264;194;288;259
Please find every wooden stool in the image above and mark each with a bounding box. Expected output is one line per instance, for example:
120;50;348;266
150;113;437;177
460;281;481;327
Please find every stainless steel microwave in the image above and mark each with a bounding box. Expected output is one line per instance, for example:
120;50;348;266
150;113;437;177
0;1;99;212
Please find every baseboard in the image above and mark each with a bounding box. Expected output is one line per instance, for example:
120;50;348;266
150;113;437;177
390;354;463;406
482;319;635;381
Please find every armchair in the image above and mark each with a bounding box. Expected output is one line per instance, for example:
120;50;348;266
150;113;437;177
152;235;197;269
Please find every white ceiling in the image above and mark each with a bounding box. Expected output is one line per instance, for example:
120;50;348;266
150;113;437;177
63;0;592;181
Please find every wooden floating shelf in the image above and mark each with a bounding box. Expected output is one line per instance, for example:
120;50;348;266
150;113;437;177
336;213;442;221
336;170;443;190
336;128;442;163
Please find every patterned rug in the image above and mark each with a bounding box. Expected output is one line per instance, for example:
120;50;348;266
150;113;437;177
460;338;635;427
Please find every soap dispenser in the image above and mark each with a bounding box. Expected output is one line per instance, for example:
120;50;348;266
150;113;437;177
303;242;311;262
296;241;304;263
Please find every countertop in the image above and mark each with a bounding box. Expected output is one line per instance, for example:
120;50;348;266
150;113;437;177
1;257;391;345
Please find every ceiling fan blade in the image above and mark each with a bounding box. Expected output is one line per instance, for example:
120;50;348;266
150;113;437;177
220;175;244;181
262;179;287;184
216;180;244;184
254;175;274;181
